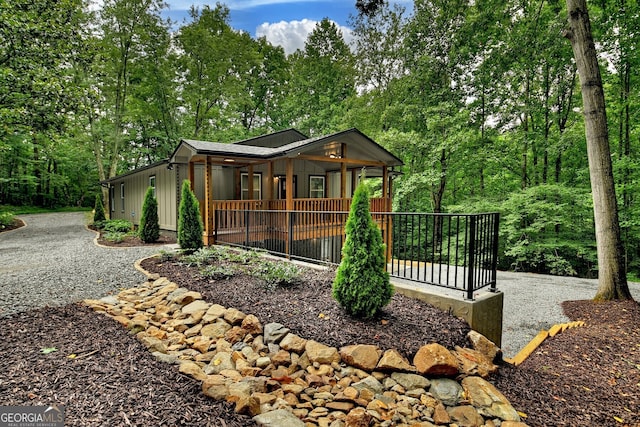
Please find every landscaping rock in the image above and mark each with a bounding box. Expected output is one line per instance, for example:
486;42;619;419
84;276;529;427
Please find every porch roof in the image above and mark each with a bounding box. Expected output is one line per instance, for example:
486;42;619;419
169;128;404;167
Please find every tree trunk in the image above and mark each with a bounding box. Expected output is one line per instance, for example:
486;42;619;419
564;0;632;300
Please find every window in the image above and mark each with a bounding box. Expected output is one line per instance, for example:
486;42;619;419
149;175;156;198
120;183;125;212
309;176;325;198
241;173;261;200
109;186;115;212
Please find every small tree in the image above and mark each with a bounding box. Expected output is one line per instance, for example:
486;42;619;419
178;180;203;253
93;193;106;225
333;171;393;318
139;186;160;243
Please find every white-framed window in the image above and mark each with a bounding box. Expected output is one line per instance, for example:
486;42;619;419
110;186;115;212
149;175;156;198
309;176;325;198
241;172;261;200
120;183;125;212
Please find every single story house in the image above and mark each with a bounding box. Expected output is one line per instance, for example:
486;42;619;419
103;128;403;256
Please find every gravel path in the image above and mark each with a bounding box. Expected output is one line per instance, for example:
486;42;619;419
498;270;640;357
2;212;639;359
0;212;163;317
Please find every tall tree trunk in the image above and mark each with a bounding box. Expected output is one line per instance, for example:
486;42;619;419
564;0;632;300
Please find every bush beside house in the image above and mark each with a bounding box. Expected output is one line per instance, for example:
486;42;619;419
332;173;393;318
178;180;203;253
139;186;160;243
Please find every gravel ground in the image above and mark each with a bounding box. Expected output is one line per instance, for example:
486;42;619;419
0;212;164;317
3;211;639;359
497;270;640;357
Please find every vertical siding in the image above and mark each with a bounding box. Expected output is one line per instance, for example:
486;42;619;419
108;164;177;231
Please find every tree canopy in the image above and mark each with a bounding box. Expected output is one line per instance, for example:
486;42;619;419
2;0;640;289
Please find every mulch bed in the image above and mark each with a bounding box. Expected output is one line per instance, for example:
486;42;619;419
92;228;177;248
1;243;638;426
493;299;640;427
0;218;25;233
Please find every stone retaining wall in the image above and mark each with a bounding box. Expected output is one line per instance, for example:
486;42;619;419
85;276;528;427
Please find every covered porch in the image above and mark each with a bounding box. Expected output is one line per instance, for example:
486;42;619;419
169;129;402;246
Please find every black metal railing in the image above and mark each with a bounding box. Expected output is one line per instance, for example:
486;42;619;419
214;209;499;299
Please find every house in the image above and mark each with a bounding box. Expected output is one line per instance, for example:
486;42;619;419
103;128;403;257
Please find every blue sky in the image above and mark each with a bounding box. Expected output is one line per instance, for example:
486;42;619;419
162;0;410;54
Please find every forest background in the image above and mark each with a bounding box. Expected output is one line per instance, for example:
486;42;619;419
1;0;639;280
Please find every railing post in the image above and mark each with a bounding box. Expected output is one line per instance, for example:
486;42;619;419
466;215;477;300
287;211;294;260
245;210;250;247
214;209;218;243
490;212;500;292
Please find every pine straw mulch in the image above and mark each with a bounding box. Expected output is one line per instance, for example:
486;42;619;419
0;244;638;426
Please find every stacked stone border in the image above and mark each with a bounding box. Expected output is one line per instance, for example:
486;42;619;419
503;321;585;367
83;258;530;427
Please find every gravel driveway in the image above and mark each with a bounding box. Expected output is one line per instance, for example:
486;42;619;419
2;212;639;358
498;270;640;357
0;212;163;317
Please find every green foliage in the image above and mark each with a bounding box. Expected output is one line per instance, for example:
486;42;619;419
499;185;596;276
139;187;160;243
103;219;133;233
333;175;393;318
253;260;302;289
0;211;15;229
177;180;203;253
200;264;236;280
93;194;106;224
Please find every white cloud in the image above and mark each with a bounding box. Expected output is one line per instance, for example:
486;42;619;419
168;0;325;11
256;19;354;56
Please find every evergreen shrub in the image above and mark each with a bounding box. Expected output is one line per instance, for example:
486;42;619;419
139;186;160;243
93;193;106;226
177;180;203;253
332;172;393;318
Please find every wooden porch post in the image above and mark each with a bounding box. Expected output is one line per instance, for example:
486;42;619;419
204;157;214;245
247;164;254;200
234;169;241;199
383;166;392;263
382;166;389;211
286;158;293;211
266;161;273;208
285;158;294;258
188;162;195;191
341;143;347;211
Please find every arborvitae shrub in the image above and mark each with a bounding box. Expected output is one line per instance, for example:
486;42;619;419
139;186;160;243
177;180;203;253
93;193;106;226
332;174;393;318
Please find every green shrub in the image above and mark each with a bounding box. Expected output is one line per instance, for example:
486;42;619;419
93;193;106;224
103;219;133;233
139;186;160;243
201;265;236;280
181;247;221;266
177;180;203;253
0;211;15;229
253;260;302;289
332;173;393;318
103;231;127;243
